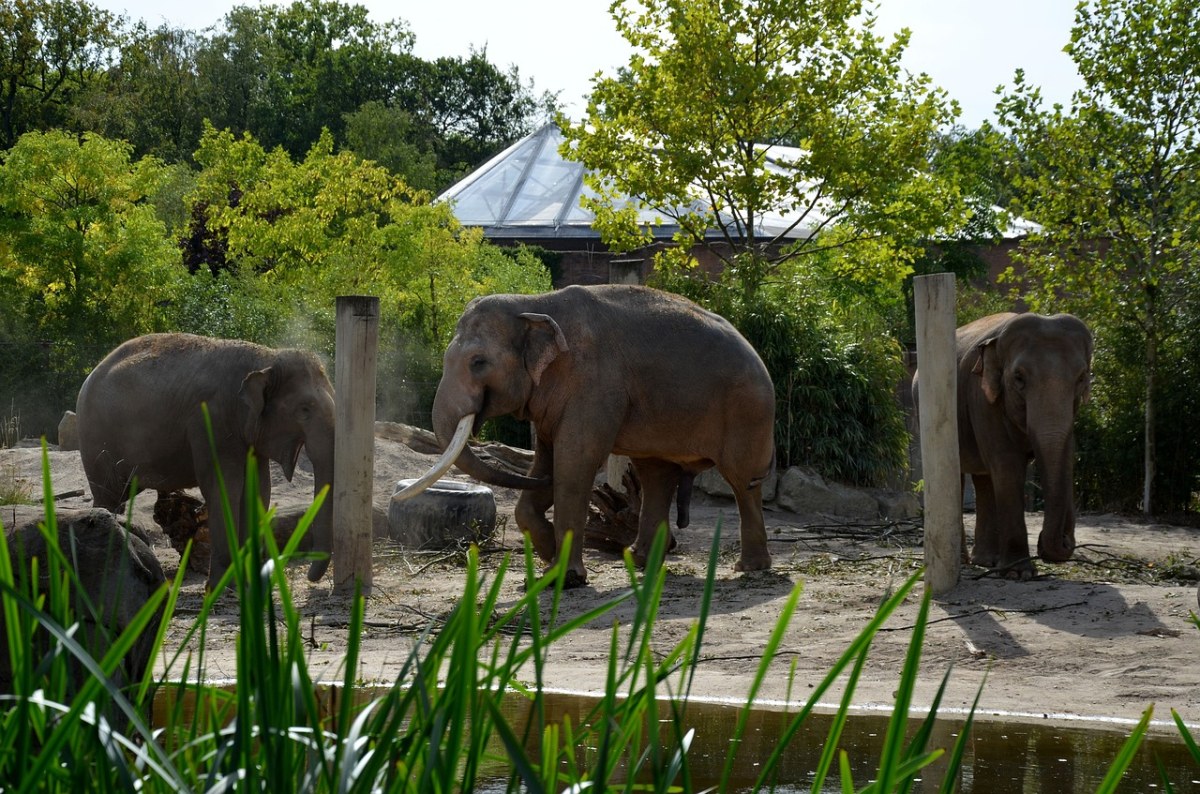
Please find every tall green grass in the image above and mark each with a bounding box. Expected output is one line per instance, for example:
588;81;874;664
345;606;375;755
0;441;1166;792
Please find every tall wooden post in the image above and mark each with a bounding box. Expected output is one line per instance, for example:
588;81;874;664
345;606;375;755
333;296;379;596
914;274;961;594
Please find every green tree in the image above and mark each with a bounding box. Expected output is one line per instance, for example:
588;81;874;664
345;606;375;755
0;0;119;148
562;0;961;300
0;130;181;434
191;0;417;158
412;49;558;187
83;23;205;163
342;100;439;191
187;124;551;351
995;0;1200;515
190;1;554;189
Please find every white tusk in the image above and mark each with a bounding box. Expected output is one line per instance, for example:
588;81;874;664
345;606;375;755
392;414;474;501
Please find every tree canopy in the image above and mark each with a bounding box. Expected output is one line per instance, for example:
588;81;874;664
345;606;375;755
561;0;962;300
1;0;556;192
0;0;119;149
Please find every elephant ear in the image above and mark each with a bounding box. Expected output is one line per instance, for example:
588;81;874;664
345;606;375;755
972;338;1003;404
238;368;272;446
520;312;569;385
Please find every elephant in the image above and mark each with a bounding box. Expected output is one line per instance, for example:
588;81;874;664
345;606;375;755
914;312;1093;579
396;284;776;587
76;333;336;590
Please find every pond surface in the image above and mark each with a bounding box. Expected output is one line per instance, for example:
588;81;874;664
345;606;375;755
497;692;1198;792
154;685;1198;791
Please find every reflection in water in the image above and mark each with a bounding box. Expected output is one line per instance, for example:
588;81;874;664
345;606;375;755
154;685;1198;792
497;693;1198;793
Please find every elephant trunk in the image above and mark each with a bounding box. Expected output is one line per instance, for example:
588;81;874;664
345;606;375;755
306;424;335;582
1033;426;1077;563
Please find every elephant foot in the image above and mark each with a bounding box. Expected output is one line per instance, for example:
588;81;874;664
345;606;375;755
734;552;772;573
628;530;679;569
519;528;557;563
991;557;1037;581
628;545;649;569
561;568;588;589
970;548;999;568
1037;532;1076;563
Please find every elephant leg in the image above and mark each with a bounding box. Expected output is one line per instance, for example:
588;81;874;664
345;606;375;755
629;458;683;568
240;453;271;546
515;487;556;562
988;465;1035;579
84;450;133;512
200;452;246;592
970;473;1000;567
724;465;771;573
514;438;556;562
551;442;609;588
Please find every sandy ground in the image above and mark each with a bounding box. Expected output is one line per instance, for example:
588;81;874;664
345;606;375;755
4;438;1200;738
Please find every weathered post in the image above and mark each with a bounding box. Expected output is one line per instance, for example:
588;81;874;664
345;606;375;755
913;273;961;594
333;295;379;596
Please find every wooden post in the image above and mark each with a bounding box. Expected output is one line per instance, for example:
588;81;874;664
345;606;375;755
913;273;961;594
333;296;379;596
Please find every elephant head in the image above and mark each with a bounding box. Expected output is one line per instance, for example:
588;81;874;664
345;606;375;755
973;313;1093;562
397;296;556;500
238;349;336;581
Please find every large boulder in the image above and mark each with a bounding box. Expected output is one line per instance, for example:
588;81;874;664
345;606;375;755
693;467;778;503
775;467;881;520
0;509;166;700
868;488;923;520
57;410;79;451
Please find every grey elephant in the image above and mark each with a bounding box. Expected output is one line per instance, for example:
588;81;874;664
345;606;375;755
76;333;336;589
915;312;1093;579
397;284;776;588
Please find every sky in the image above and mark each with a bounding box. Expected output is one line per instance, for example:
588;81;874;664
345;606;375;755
93;0;1085;128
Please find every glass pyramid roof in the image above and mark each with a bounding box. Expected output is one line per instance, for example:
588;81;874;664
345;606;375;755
438;123;1037;242
437;124;709;240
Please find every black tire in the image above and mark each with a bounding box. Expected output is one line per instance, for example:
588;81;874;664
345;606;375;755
387;479;497;549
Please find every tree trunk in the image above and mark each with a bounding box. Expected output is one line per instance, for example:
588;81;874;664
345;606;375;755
1143;294;1157;517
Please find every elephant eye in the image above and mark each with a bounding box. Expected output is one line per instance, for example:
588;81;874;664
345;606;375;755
1012;371;1026;391
470;356;488;375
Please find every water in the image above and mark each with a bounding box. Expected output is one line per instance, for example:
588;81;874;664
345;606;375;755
153;685;1199;791
493;692;1199;792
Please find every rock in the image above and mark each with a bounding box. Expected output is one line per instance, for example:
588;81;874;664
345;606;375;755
693;468;778;502
57;411;79;451
871;489;922;520
387;479;497;549
0;509;166;708
775;467;880;520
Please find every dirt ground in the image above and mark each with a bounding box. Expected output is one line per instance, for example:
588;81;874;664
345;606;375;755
4;438;1200;736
